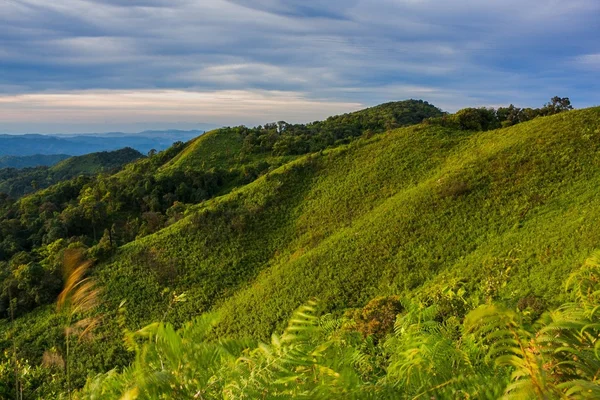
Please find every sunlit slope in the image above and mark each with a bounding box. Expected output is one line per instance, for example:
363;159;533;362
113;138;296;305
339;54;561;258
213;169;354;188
159;129;243;173
95;107;600;340
158;99;443;175
96;123;468;327
216;108;600;338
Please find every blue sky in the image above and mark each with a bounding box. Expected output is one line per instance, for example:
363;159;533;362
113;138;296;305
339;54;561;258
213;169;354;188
1;0;599;133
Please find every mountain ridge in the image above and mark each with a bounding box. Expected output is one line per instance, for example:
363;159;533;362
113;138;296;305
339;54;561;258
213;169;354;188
0;130;208;157
0;154;71;169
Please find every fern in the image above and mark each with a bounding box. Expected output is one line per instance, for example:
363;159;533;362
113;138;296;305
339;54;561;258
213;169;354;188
463;252;600;399
385;304;503;399
75;251;600;399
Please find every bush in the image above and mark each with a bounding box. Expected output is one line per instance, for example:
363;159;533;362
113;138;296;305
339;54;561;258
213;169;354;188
349;295;403;340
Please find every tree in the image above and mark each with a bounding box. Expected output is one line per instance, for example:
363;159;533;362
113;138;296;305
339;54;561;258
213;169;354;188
452;108;500;131
542;96;573;115
78;187;106;241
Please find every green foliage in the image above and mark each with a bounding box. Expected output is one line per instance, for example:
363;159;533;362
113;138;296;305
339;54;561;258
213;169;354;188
0;147;143;199
465;251;600;399
0;252;62;318
0;352;65;399
3;101;600;397
74;252;600;399
427;96;574;131
234;100;443;156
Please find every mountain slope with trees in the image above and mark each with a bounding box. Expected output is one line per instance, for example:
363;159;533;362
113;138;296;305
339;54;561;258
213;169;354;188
0;148;144;199
1;99;599;398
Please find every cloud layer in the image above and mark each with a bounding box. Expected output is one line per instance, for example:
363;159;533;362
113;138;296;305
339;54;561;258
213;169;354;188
1;0;599;132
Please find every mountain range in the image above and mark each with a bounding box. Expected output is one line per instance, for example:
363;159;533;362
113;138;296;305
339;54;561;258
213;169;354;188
0;130;209;158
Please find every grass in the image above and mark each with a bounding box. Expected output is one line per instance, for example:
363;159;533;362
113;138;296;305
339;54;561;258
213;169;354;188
2;106;600;394
159;129;243;173
89;107;600;341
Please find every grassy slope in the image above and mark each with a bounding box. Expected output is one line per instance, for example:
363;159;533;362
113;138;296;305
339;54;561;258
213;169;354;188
158;128;296;176
4;108;600;384
92;107;600;342
217;108;600;337
159;129;243;172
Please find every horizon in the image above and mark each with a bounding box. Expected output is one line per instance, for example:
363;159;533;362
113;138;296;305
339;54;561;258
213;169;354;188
2;0;599;133
0;127;214;136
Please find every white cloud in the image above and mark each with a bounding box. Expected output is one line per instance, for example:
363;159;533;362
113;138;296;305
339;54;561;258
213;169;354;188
0;89;363;127
574;54;600;69
0;0;598;131
179;63;311;85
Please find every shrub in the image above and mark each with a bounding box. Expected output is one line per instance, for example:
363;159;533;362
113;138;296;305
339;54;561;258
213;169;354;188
349;295;403;340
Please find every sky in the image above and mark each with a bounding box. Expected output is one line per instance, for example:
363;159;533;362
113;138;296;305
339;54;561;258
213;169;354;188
0;0;599;134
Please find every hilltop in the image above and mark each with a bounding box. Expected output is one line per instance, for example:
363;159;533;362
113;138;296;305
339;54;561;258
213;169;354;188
2;99;600;397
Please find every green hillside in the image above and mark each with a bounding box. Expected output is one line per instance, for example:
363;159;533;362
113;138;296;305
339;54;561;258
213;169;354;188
159;128;244;172
49;147;144;178
2;100;600;398
159;99;444;175
89;107;600;340
0;147;143;198
0;100;442;325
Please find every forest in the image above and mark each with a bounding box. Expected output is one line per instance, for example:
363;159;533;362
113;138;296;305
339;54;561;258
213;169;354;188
0;155;70;170
1;97;600;399
0;148;144;199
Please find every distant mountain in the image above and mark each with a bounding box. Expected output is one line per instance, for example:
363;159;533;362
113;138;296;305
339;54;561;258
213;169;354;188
0;130;207;156
64;129;212;138
0;154;70;169
0;147;144;198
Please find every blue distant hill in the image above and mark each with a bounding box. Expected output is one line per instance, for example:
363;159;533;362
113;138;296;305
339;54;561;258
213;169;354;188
0;154;70;169
0;130;209;156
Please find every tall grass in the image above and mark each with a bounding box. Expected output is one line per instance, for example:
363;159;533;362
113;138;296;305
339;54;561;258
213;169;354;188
57;250;101;399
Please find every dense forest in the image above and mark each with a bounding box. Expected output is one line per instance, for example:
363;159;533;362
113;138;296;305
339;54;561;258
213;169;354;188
1;98;600;399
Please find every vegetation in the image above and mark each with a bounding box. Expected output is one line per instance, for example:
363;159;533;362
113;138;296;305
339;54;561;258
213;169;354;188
0;155;70;170
0;98;598;398
0;100;440;323
34;252;600;398
0;148;143;198
426;96;573;131
232;99;443;156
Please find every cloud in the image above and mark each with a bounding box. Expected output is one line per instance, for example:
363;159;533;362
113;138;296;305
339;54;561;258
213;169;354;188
0;89;363;132
0;0;599;132
574;54;600;69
